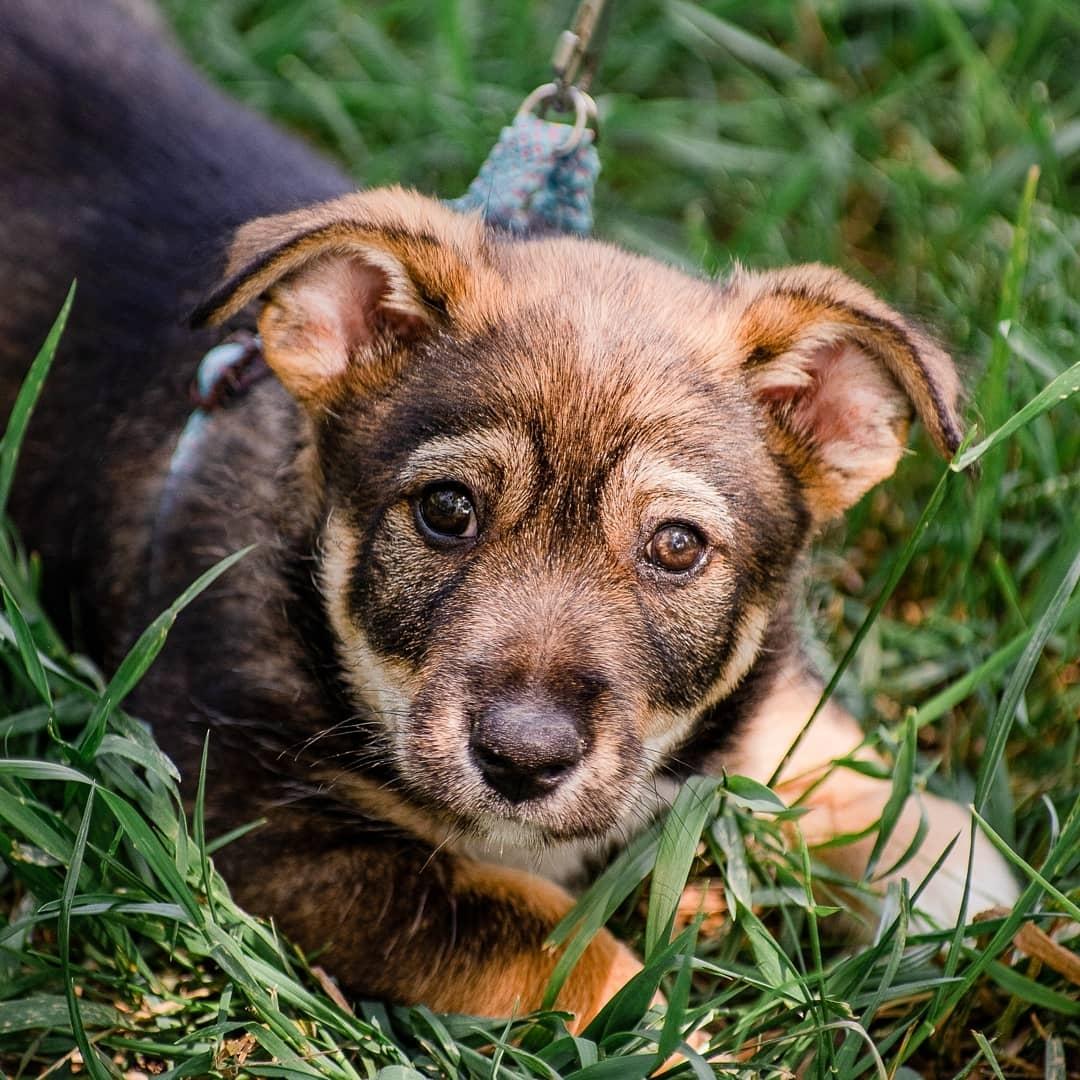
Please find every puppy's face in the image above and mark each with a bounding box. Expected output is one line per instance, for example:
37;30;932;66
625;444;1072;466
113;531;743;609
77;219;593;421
197;188;962;844
316;273;802;841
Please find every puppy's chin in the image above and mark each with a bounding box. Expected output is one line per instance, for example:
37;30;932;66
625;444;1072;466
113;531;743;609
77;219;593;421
395;748;651;845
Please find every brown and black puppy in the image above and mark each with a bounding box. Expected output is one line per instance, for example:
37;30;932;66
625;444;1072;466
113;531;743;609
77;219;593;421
0;0;1017;1026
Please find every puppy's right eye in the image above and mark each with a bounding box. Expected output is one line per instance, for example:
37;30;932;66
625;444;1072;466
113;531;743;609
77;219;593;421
415;483;478;543
645;522;705;573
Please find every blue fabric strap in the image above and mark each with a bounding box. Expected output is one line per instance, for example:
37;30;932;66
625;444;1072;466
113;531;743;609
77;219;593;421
446;113;599;235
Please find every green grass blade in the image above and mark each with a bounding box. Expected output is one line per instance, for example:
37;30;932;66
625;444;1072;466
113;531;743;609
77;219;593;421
910;593;1080;729
97;788;203;924
205;815;268;855
59;784;115;1080
644;775;719;959
973;536;1080;812
903;791;1080;1066
862;712;917;881
1;587;52;707
711;810;751;913
0;786;75;865
771;454;959;787
734;904;807;1004
78;545;253;758
194;732;216;924
569;1055;657;1079
542;818;663;1008
0;281;75;518
722;774;795;816
967;164;1039;545
0;995;124;1036
584;926;697;1045
835;881;910;1075
0;758;93;784
655;943;696;1063
972;1031;1009;1080
667;0;815;82
984;961;1080;1017
971;809;1080;923
952;359;1080;472
97;731;181;785
974;162;1039;418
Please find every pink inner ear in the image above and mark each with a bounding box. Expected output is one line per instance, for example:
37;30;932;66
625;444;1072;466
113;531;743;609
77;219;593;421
333;258;387;351
279;257;385;373
757;339;911;511
261;252;429;399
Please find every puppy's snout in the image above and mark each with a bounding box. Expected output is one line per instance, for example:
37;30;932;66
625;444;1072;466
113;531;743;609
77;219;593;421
469;697;585;802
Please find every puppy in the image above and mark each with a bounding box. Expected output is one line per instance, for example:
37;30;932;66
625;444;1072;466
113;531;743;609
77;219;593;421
0;0;1017;1026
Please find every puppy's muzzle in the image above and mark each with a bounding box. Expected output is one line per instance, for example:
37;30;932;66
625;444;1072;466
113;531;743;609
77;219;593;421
469;695;585;803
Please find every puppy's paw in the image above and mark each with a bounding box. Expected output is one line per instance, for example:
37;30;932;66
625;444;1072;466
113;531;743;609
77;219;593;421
594;940;646;1007
559;931;643;1031
887;793;1020;931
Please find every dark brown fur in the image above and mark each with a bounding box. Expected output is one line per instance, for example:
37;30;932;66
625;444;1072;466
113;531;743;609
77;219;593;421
0;0;1015;1026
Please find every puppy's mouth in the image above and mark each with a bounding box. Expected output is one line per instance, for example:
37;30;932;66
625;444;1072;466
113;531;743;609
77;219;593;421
391;697;649;844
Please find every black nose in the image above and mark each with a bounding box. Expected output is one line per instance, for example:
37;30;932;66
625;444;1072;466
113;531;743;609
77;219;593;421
470;697;585;802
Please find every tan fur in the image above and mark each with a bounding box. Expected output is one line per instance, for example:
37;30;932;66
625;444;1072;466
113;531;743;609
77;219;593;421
424;861;641;1025
727;264;962;521
206;189;487;322
321;517;417;735
727;263;962;455
357;801;639;1022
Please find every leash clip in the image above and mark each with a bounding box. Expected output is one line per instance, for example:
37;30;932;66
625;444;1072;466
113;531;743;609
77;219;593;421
516;82;598;154
189;330;267;411
550;0;612;102
514;0;610;154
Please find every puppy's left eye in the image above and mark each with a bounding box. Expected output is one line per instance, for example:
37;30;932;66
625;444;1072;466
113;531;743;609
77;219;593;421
416;483;478;543
645;523;705;573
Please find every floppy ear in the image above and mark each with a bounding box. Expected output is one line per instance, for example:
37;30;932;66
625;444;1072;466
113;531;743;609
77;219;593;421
728;264;963;522
190;187;485;405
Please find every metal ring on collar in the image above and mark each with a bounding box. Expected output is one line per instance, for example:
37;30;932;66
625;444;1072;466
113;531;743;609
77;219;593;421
516;82;598;154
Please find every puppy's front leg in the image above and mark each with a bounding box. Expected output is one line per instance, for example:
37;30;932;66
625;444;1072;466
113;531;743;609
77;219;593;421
729;667;1019;927
222;820;640;1025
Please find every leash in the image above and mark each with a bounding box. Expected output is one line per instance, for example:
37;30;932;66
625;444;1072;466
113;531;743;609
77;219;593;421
148;331;268;591
152;1;613;589
446;0;610;233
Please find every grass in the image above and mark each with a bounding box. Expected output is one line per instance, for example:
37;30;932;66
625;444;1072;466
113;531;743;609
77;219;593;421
2;0;1079;1076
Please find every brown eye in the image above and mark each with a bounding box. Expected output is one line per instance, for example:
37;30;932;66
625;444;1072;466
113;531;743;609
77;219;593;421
416;483;478;542
645;523;705;573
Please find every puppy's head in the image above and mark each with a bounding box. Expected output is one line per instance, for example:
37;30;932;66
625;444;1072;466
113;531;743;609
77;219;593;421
196;187;961;843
